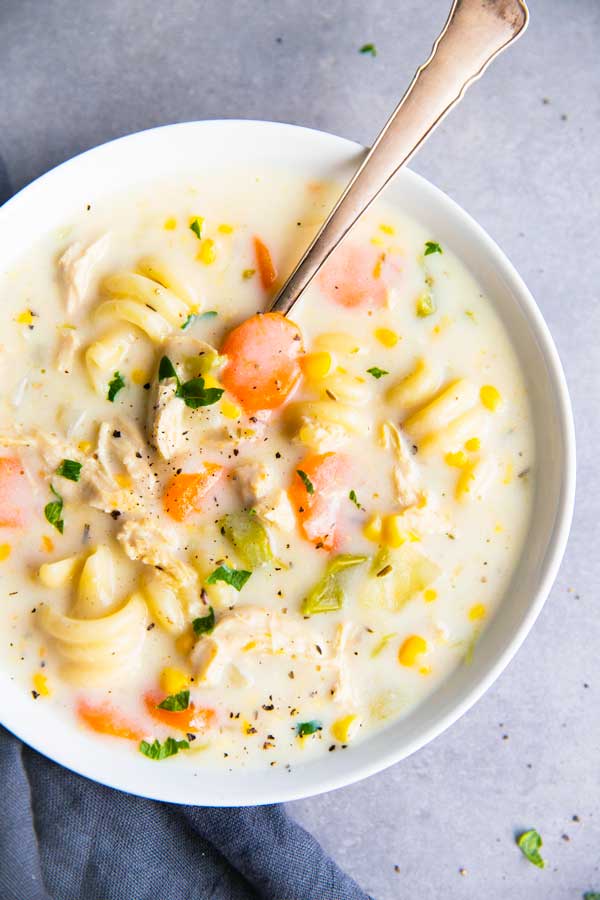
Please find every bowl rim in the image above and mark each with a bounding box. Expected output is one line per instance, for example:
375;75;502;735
0;119;576;805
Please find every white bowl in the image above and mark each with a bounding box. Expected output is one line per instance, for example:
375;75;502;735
0;121;575;805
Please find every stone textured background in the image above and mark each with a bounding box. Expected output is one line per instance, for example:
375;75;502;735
1;1;599;897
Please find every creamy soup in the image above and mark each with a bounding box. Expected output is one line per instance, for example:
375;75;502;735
0;171;533;769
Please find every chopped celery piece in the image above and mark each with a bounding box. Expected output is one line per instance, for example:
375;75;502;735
220;511;274;568
361;545;440;611
301;554;367;616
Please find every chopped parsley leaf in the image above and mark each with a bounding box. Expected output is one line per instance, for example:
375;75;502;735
176;377;224;409
189;217;203;239
56;459;82;482
349;489;363;509
424;240;443;256
44;485;64;534
516;829;545;869
199;310;218;319
297;720;322;737
366;367;389;379
296;469;315;494
584;894;600;900
157;690;190;712
158;355;178;382
107;371;126;402
206;565;251;592
139;736;190;760
192;606;215;635
359;43;377;57
181;313;196;330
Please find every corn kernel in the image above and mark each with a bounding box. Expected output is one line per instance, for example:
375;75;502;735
399;635;428;667
469;603;487;621
164;217;177;230
363;513;383;543
218;223;234;234
503;461;514;485
455;461;477;499
198;238;217;264
495;522;504;533
243;640;257;652
300;351;334;380
131;368;149;386
0;544;11;562
41;536;54;554
115;473;131;489
382;514;407;548
221;398;241;419
160;666;190;695
465;437;481;452
370;236;385;247
419;666;432;676
242;268;256;279
331;714;360;743
480;384;501;411
423;588;437;603
445;450;468;468
203;373;222;391
77;440;92;454
379;223;395;235
15;309;36;326
374;327;399;347
32;672;50;696
175;631;195;656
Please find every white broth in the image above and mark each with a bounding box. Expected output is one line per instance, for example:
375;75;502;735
0;171;533;769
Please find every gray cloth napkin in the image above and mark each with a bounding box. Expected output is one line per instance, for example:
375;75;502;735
0;162;372;900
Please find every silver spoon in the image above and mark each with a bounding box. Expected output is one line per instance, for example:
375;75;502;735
269;0;529;316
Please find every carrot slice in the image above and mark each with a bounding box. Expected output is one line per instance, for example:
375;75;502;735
221;312;303;415
0;456;31;528
163;464;225;522
144;691;216;734
289;453;351;550
318;243;388;309
254;236;277;290
78;700;144;742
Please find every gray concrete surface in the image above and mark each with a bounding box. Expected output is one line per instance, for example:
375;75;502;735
1;0;599;897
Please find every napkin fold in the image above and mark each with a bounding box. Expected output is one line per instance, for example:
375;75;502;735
0;161;372;900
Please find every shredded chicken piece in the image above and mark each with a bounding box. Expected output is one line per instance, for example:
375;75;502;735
329;622;358;706
389;500;450;535
148;379;185;460
117;517;197;588
81;419;156;516
55;330;81;373
233;462;274;506
255;489;296;532
58;234;111;314
380;420;422;507
191;606;324;685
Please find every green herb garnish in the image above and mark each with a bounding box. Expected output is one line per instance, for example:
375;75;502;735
416;293;436;318
157;690;190;712
107;371;126;402
349;490;363;510
206;565;251;592
584;894;600;899
139;737;190;760
158;355;178;381
181;314;196;330
297;720;322;737
189;217;203;239
199;310;218;319
424;240;443;256
516;830;545;869
192;606;215;635
176;377;224;409
296;469;315;494
44;485;64;534
359;43;377;57
158;355;224;409
56;459;82;482
366;367;389;379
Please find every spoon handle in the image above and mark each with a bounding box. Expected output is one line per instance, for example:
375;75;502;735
269;0;528;316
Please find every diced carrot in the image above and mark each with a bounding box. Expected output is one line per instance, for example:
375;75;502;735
144;691;216;734
254;236;277;290
163;464;225;522
78;700;144;742
288;453;351;550
0;456;31;528
318;243;389;309
221;312;304;415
